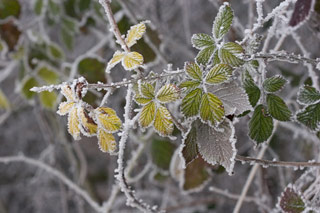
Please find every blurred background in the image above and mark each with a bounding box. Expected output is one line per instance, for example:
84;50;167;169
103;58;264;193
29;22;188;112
1;0;320;212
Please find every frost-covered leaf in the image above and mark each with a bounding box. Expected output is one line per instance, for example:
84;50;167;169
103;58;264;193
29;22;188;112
106;51;125;72
219;42;244;67
289;0;313;27
57;101;75;116
243;71;260;107
181;124;199;166
37;66;59;84
196;46;216;65
156;84;179;103
34;0;43;15
205;64;233;84
179;81;200;90
61;85;76;102
249;105;274;143
154;106;174;136
39;91;57;109
181;88;203;117
182;157;210;192
296;103;320;131
140;83;155;99
139;101;156;128
122;51;144;70
78;108;97;136
97;128;116;153
22;77;38;99
279;185;306;213
267;94;291;121
263;75;287;93
213;4;233;40
125;22;147;47
134;94;152;105
0;89;10;110
95;107;121;133
68;107;81;140
185;62;203;81
200;92;225;126
208;81;252;115
191;33;215;50
196;119;236;175
151;139;176;170
48;43;64;59
297;85;320;105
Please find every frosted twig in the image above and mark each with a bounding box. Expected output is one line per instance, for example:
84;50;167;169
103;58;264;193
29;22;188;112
0;155;104;213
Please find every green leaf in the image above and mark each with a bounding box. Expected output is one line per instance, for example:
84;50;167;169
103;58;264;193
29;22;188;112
39;91;57;109
154;106;174;136
77;57;106;83
62;17;77;32
139;101;156;128
249;105;274;143
196;46;216;65
0;89;10;110
48;43;64;59
79;0;91;12
22;77;39;99
219;42;244;67
182;157;210;192
205;63;233;84
156;84;179;103
296;103;320;131
37;66;59;84
185;62;202;81
134;95;152;105
279;185;305;213
151;139;176;170
196;119;236;175
34;0;43;15
181;88;203;117
181;124;199;166
48;0;60;16
200;92;225;126
140;83;155;98
61;28;74;50
267;94;291;121
0;0;20;19
263;75;287;93
191;33;215;49
297;85;320;105
243;71;261;107
213;4;233;40
179;81;200;90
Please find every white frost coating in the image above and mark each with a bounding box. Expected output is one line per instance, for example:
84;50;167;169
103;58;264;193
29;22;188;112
316;62;320;71
30;84;62;93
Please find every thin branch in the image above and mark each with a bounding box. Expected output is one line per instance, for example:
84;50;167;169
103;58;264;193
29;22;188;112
0;155;104;213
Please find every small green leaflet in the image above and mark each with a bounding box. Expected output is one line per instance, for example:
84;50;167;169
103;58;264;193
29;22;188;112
139;101;156;128
205;64;233;84
185;62;203;81
243;71;260;107
297;85;320;105
179;81;200;91
181;88;203;117
140;83;155;98
296;103;320;131
37;66;59;84
191;34;216;65
40;91;57;109
200;92;224;126
279;185;306;213
219;42;244;67
263;75;287;93
267;94;291;121
213;3;234;41
156;84;179;103
154;106;174;136
249;105;274;143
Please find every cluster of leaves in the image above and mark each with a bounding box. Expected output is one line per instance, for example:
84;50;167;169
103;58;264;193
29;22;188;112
245;74;292;144
57;78;122;153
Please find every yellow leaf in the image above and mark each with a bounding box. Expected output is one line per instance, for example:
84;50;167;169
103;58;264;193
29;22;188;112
125;22;147;47
97;128;116;153
154;106;174;136
57;101;75;115
61;85;75;102
122;51;143;70
139;101;156;128
0;89;10;110
78;107;98;136
68;107;81;140
95;107;121;133
134;94;152;105
156;84;180;103
106;50;125;72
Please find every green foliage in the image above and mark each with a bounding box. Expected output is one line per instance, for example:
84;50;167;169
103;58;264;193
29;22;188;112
213;4;233;40
77;57;106;83
219;42;244;67
205;64;233;84
297;85;320;105
249;105;274;143
22;77;39;99
181;88;203;117
39;91;57;109
181;124;198;166
182;158;210;191
296;103;320;131
0;0;20;19
48;43;64;60
267;94;291;121
151;139;176;170
37;66;59;84
263;75;287;93
0;89;10;110
34;0;43;15
243;71;260;107
185;62;202;81
279;186;305;213
200;92;225;126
